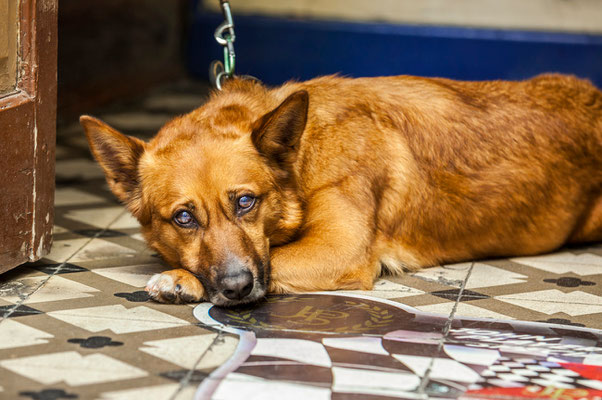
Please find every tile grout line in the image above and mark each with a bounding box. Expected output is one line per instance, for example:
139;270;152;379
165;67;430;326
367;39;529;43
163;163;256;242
0;209;130;323
169;331;225;400
417;262;475;395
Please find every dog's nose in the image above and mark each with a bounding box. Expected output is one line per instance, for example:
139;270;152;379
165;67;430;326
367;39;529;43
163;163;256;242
220;269;254;300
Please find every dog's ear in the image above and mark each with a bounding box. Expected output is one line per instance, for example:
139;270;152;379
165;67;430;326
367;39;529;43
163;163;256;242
80;115;146;216
251;90;308;166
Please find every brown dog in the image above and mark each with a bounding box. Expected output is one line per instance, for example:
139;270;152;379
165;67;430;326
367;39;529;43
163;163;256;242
81;74;602;306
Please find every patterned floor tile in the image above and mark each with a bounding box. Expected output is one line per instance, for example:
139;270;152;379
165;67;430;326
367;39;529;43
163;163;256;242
416;301;514;320
3;275;99;305
110;212;141;230
47;304;190;334
0;319;54;350
495;289;602;316
55;187;107;207
68;238;139;263
337;279;425;299
63;206;126;229
510;251;602;276
91;263;166;287
410;262;473;288
43;238;91;263
140;333;237;370
55;158;105;180
0;351;148;386
461;263;528;289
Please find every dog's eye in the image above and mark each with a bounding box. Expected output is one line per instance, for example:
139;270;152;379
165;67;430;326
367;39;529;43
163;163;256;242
173;210;196;228
237;195;256;214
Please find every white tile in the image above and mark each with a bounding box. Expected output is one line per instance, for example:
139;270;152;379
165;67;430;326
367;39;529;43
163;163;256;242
92;263;166;287
338;279;424;299
416;301;513;320
393;355;481;383
100;384;196;400
55;159;105;180
411;263;472;287
443;345;500;366
0;351;147;386
64;206;125;229
0;319;53;350
323;336;389;355
2;275;99;304
55;145;70;159
55;188;106;206
52;225;69;234
212;372;331;400
140;334;237;370
110;212;141;230
510;252;602;276
332;366;420;396
70;239;138;262
496;290;602;316
464;264;527;289
130;233;145;241
251;338;331;367
44;238;90;263
48;305;189;334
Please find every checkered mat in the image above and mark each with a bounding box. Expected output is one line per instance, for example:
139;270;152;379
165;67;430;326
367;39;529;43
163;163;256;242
194;293;602;400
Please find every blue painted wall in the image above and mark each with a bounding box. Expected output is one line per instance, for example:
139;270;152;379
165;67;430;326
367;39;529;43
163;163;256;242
188;9;602;87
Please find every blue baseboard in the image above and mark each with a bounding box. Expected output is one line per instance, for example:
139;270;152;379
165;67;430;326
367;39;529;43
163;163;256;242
187;9;602;88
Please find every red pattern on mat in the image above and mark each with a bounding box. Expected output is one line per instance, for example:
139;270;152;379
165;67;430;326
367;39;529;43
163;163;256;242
466;386;602;400
560;362;602;381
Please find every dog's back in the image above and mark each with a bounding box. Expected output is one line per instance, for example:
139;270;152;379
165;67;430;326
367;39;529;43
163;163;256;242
271;74;602;270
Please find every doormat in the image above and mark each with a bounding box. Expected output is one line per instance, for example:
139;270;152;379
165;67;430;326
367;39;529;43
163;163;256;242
194;293;602;399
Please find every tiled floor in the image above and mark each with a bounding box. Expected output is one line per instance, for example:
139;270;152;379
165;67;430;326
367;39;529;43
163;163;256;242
1;80;601;399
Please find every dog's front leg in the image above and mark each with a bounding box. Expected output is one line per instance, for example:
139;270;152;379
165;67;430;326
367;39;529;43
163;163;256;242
145;268;205;304
268;188;378;294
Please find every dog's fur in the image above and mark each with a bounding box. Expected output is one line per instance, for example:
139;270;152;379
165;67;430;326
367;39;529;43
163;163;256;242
81;74;602;306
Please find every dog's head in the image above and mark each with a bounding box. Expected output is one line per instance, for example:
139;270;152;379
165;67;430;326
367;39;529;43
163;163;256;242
81;87;308;305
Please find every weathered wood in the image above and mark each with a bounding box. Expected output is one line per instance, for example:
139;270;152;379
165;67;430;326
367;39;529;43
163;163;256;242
0;0;57;273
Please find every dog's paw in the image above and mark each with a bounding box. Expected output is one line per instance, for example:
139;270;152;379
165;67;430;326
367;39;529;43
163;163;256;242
145;269;205;304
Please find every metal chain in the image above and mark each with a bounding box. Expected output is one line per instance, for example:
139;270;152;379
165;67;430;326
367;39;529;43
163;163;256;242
210;1;260;90
211;0;236;90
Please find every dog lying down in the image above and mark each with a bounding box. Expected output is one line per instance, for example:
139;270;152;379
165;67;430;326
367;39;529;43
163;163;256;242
81;74;602;306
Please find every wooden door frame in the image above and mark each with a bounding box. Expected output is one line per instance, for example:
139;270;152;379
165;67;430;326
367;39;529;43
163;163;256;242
0;0;57;272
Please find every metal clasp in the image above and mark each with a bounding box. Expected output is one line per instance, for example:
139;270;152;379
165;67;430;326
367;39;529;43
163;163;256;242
209;1;260;90
213;0;236;86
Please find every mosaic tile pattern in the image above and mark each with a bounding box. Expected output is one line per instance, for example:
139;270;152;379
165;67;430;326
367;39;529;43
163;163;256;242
1;80;601;399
